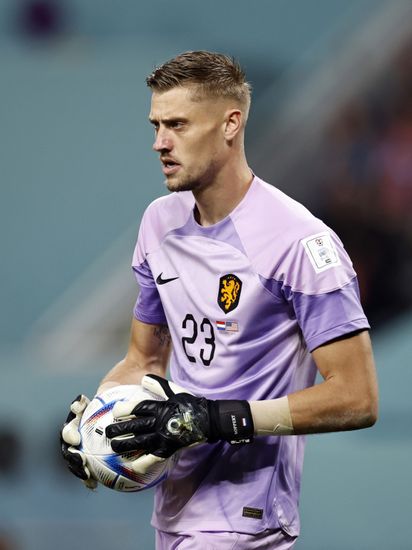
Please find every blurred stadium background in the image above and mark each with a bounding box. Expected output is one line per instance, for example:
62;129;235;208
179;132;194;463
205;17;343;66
1;0;411;548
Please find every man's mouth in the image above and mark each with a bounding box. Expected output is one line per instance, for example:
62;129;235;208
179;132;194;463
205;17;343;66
161;158;181;175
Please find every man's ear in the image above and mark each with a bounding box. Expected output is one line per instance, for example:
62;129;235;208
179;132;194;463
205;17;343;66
223;109;243;141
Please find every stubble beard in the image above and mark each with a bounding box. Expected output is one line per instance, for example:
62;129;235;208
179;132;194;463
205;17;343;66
164;160;219;194
164;174;203;193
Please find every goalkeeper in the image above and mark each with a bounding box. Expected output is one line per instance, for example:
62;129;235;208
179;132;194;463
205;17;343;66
61;51;378;549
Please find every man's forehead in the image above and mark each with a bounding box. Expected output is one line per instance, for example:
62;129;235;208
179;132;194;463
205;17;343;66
150;87;198;116
149;86;224;119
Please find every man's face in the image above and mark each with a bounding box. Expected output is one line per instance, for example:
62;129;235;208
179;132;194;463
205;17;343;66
149;86;229;192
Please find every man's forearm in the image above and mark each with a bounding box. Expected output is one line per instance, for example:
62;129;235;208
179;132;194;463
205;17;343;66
250;331;378;436
97;321;172;394
97;356;167;394
250;376;377;437
286;377;377;434
97;358;149;393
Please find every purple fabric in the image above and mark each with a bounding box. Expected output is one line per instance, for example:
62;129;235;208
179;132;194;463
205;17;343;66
260;275;370;352
168;210;247;256
133;259;167;324
130;175;370;538
289;277;370;351
155;527;296;549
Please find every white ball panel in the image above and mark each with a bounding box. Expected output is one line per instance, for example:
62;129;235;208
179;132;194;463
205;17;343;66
79;384;169;492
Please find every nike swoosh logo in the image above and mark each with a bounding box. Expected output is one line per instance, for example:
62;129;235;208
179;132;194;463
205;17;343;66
156;273;179;285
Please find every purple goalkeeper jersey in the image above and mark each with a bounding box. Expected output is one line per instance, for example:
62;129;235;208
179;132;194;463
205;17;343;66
132;175;369;537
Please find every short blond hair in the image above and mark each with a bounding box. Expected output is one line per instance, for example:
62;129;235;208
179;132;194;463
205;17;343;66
146;51;252;122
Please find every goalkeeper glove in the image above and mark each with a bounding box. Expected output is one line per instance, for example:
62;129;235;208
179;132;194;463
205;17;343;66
105;374;254;474
60;394;97;489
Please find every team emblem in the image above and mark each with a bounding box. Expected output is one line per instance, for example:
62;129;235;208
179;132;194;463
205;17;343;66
218;274;242;314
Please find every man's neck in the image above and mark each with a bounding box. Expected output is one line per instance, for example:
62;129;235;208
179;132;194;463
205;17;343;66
193;160;253;227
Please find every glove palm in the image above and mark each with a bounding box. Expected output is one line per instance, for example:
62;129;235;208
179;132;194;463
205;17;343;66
60;394;98;490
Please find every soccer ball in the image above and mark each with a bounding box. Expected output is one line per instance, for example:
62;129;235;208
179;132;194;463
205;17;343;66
79;384;170;492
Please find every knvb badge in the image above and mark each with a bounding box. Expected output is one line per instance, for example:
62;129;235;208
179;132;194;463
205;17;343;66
218;273;242;314
215;320;239;334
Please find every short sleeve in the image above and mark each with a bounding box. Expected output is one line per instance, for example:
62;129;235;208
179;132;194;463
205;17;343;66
132;260;167;325
281;229;370;351
131;210;167;325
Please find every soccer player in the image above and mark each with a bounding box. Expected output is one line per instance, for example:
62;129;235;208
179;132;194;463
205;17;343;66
61;51;378;549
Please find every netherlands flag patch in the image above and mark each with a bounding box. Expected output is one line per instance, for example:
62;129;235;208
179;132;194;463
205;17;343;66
215;320;239;333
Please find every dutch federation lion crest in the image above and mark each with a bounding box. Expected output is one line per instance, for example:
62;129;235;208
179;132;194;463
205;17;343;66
218;274;242;314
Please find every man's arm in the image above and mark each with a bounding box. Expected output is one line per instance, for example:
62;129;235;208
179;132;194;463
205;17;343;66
104;330;378;475
98;318;172;393
250;330;378;435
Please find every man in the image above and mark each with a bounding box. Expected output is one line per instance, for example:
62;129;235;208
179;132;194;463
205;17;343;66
61;51;378;549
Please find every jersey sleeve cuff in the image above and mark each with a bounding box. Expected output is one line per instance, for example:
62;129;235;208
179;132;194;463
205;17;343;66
306;318;370;352
133;308;168;325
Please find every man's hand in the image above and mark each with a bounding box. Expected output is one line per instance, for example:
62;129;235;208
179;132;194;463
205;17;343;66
105;374;254;474
60;394;98;489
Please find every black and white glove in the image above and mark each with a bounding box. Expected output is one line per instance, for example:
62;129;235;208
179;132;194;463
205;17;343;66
60;394;97;490
105;374;254;474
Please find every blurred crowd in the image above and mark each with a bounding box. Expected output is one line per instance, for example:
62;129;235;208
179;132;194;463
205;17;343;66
317;38;412;328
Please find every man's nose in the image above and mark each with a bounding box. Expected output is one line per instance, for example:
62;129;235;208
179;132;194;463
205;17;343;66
153;129;172;152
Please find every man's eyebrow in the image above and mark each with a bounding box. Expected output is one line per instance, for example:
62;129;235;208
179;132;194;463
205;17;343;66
148;116;188;125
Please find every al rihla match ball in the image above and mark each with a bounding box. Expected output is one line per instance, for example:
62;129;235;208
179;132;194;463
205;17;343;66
79;384;170;492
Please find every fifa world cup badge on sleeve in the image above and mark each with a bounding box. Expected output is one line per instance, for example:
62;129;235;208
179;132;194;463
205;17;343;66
301;232;341;273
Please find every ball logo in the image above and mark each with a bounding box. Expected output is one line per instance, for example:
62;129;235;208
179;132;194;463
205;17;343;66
218;274;242;314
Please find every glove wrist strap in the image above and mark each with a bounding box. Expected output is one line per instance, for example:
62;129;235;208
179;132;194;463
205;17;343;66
208;400;254;444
